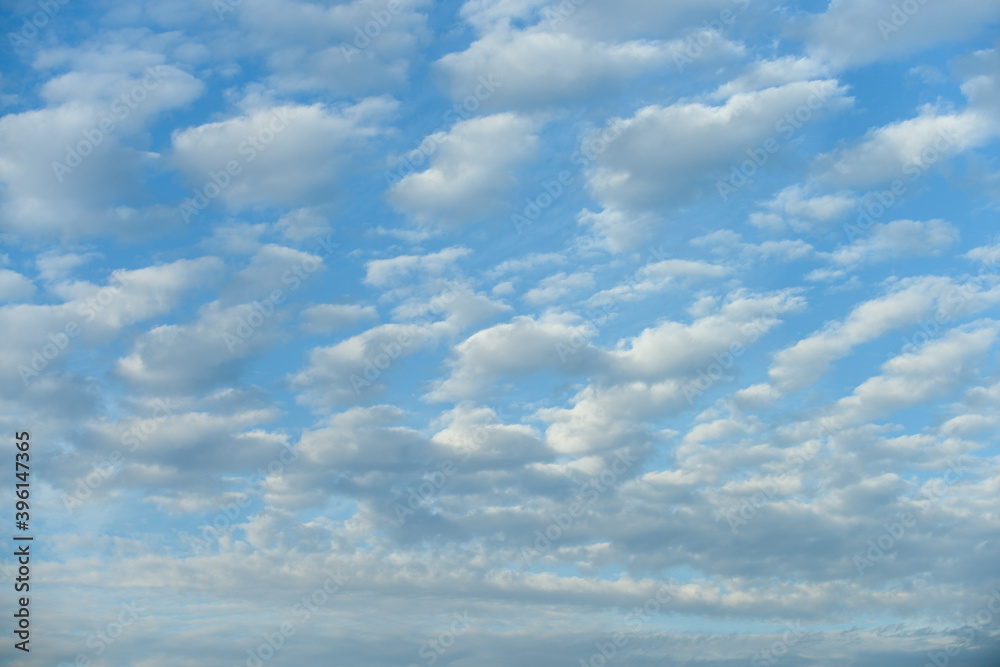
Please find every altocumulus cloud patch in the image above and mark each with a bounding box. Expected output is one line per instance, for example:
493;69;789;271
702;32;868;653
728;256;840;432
1;1;1000;666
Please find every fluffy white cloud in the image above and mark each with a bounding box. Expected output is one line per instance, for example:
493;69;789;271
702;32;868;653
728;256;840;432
436;26;730;108
812;219;959;275
0;56;203;238
364;246;471;287
112;243;335;393
234;0;432;95
816;107;998;189
603;289;803;382
580;79;852;249
769;275;1000;394
172;96;397;209
710;55;830;99
587;258;732;307
829;320;1000;426
428;310;600;401
9;4;1000;665
297;405;425;468
386;113;540;226
755;184;857;231
804;0;1000;68
523;271;594;305
433;288;803;403
0;268;35;300
293;282;511;406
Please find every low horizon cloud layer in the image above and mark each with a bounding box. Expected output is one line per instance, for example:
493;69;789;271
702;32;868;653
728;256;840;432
1;0;999;666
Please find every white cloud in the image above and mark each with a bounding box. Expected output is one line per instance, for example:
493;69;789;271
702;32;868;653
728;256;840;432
428;310;599;401
293;283;511;406
436;26;727;108
432;289;803;402
171;96;397;209
0;256;223;407
710;55;830;98
115;300;281;392
364;246;471;288
758;184;857;231
235;0;432;95
297;405;425;468
11;6;1000;664
966;240;1000;268
35;251;100;282
0;268;35;300
386;113;541;226
830;320;1000;426
113;247;327;393
441;0;750;109
603;289;803;382
818;219;959;272
804;0;1000;68
586;259;731;307
486;252;568;280
581;80;852;249
523;271;595;305
815;107;998;189
768;275;1000;394
221;243;326;304
276;207;333;242
430;402;541;461
0;58;203;238
301;304;378;333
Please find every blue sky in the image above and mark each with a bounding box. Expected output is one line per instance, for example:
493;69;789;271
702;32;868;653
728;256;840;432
1;0;1000;665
